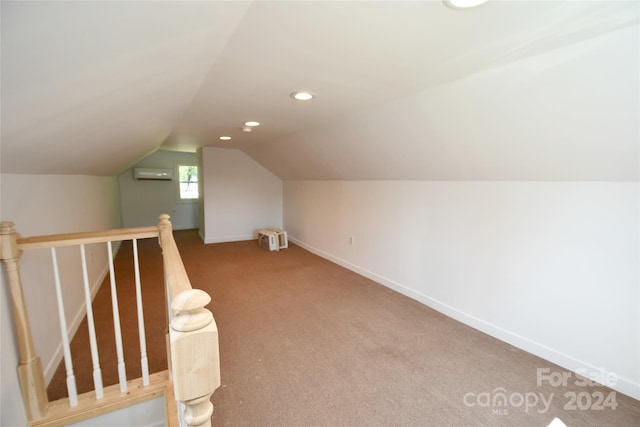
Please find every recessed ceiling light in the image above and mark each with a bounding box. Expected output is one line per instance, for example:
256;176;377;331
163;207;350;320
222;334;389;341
219;136;232;141
443;0;487;9
290;91;314;101
244;121;260;127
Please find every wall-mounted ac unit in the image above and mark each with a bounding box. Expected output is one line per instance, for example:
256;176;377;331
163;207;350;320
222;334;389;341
133;168;173;180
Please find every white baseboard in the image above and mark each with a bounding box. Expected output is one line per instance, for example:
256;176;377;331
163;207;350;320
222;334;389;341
289;236;640;401
203;234;255;244
173;224;198;231
43;242;122;385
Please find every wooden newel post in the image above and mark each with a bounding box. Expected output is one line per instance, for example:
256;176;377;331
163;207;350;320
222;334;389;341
170;289;221;427
0;222;48;421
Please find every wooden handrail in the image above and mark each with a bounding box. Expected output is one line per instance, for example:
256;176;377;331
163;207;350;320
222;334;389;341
17;226;159;250
158;214;221;427
158;215;192;301
1;215;220;426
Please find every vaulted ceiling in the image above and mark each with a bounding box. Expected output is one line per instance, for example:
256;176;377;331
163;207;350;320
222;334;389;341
2;1;638;180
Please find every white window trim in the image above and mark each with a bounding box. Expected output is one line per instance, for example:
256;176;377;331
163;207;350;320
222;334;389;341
175;162;199;203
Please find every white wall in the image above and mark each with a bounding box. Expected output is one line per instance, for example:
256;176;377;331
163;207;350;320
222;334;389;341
0;174;122;426
201;147;282;243
69;396;165;427
119;150;199;230
284;180;640;400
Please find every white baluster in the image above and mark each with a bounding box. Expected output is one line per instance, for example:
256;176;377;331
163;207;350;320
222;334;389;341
133;239;150;386
51;247;78;407
80;244;104;399
107;241;127;392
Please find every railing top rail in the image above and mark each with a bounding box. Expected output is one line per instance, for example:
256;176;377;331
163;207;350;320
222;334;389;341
157;215;192;303
16;226;159;250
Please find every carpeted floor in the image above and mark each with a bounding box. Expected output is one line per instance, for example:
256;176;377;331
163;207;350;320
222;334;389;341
48;230;640;426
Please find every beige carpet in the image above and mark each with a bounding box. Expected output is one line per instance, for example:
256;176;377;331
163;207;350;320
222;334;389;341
48;230;640;426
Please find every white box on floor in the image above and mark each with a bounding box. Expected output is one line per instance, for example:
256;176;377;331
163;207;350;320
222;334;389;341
265;228;288;249
258;230;279;251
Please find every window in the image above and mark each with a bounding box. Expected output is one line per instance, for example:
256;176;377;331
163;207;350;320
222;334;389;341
177;164;199;200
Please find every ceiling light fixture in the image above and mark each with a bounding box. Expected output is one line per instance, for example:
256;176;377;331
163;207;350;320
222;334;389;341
219;136;232;141
290;91;314;101
443;0;487;9
243;121;260;127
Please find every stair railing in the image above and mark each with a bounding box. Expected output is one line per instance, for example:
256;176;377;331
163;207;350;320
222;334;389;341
0;215;220;427
158;214;221;427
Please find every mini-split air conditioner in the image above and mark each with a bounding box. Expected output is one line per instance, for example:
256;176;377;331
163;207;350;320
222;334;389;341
133;168;173;180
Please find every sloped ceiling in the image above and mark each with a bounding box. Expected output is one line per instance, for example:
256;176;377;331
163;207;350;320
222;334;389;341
2;1;638;180
1;1;250;175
